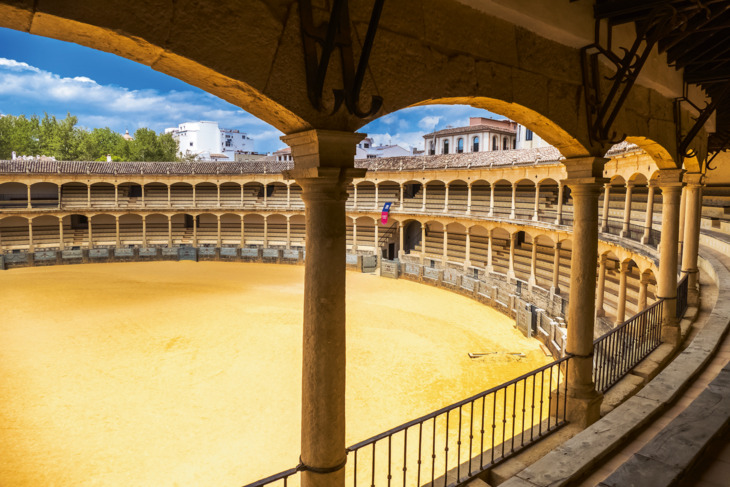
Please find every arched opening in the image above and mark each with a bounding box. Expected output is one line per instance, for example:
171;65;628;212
243;214;264;247
354;181;376;210
0;183;29;209
532;234;556;290
118;214;143;247
0;216;30;251
30;183;59;208
400;180;423;212
61;182;88;209
421;221;444;265
143;182;168;208
468;225;489;266
90;214;116;247
354;216;376;253
503;137;509;150
195;183;218;208
602;176;627;236
443;139;450;155
145;213;169;246
491;180;512;217
401;220;422;256
424;181;446;212
289;184;304;209
89;183;115;208
537;178;560;223
470;180;490;216
220;182;242;208
457;138;464;154
220;213;242;247
170;183;193;208
490;227;511;275
243;182;264;208
445;222;467;263
267;183;288;208
514;179;537;220
267;214;288;247
170;214;188;245
196;213;218;245
289;215;306;249
472;136;480;153
446;180;468;213
117;182;143;207
31;215;61;249
376;181;400;209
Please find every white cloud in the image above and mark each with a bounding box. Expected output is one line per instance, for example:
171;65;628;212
368;131;425;151
0;57;285;153
418;115;441;131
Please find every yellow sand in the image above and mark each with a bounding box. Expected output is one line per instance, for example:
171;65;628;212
0;262;550;487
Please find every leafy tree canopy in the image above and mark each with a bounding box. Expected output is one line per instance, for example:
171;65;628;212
0;113;180;162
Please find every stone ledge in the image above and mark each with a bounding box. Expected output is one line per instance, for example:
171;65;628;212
498;244;730;487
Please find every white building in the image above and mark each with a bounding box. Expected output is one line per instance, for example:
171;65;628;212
165;121;254;161
355;137;412;159
515;124;550;150
422;117;517;155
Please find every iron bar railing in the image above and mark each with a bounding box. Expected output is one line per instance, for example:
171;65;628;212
592;299;663;393
244;357;571;487
677;274;689;319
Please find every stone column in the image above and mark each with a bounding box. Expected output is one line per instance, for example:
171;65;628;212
240;215;245;248
168;185;172;207
28;220;34;251
421;184;427;211
678;186;687;258
87;219;93;249
466;183;472;215
281;130;365;487
464;227;472;270
615;261;629;326
217;185;221;208
442;228;448;263
142;216;147;248
353;183;358;209
58;185;63;209
681;172;704;301
287;184;292;208
241;185;245;207
532;183;540;221
443;183;450;213
509;183;517;219
620;182;634;238
641;184;656;245
420;223;426;264
217;215;222;248
193;216;198;247
141;185;146;208
374;183;379;210
264;183;268;207
287;217;291;249
555;182;564;225
398;221;404;259
487;229;494;273
596;254;607;317
373;221;379;256
638;273;649;311
656;169;683;345
192;185;197;208
507;232;516;279
489;183;495;217
115;216;121;247
263;216;269;248
86;185;91;208
168;217;172;247
352;221;358;252
563;156;607;427
114;185;119;206
59;219;65;250
529;237;538;286
551;242;561;295
601;183;610;232
399;183;404;209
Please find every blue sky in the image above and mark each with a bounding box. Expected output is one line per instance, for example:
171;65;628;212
0;27;504;154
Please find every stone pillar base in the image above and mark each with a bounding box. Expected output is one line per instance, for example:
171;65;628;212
596;308;605;317
620;229;629;238
661;323;681;346
555;218;562;225
550;286;560;296
640;234;651;245
688;288;700;307
565;390;603;428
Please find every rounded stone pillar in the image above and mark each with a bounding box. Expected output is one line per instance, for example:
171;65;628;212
282;130;366;487
681;173;704;299
596;255;607;317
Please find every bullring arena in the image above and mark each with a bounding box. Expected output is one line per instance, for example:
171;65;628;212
1;142;725;486
3;1;730;486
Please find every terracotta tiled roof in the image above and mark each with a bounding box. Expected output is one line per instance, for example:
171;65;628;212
422;122;516;138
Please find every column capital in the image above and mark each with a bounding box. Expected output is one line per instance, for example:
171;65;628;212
655;168;684;189
281;129;367;182
683;172;705;187
618;260;630;273
561;156;609;180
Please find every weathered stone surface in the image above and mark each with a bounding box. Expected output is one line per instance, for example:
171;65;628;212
598;453;684;487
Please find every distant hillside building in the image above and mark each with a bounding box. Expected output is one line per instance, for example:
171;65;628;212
355;137;411;159
164;121;254;161
422;117;517;155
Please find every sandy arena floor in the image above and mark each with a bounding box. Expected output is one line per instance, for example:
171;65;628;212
0;262;550;487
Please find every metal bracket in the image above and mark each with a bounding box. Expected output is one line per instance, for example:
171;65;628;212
299;0;385;118
581;5;680;145
675;82;730;169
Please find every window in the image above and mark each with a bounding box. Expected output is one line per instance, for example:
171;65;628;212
492;136;498;151
429;141;435;156
473;136;479;152
189;142;193;146
364;143;370;148
367;154;377;159
225;139;232;147
457;138;464;153
503;137;509;150
443;139;449;154
525;129;533;141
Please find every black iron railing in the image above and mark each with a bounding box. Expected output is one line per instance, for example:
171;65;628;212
244;357;571;487
593;299;663;393
677;275;689;319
